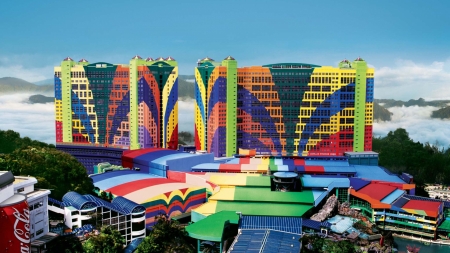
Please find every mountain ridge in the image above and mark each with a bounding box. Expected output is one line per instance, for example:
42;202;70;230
0;77;53;95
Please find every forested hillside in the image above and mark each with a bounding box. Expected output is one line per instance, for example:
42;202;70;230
0;130;93;199
431;106;450;119
373;102;392;121
373;128;450;196
0;77;53;94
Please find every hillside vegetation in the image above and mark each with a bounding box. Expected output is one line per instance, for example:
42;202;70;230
0;77;53;94
373;102;392;122
0;130;93;199
28;94;54;104
178;78;195;99
373;128;450;191
375;98;450;108
431;106;450;119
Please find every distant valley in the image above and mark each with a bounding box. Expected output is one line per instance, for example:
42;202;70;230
0;77;53;95
2;76;450;120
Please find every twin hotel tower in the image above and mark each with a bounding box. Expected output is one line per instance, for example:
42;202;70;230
54;56;374;169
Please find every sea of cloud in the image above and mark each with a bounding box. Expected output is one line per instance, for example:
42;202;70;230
373;105;450;149
0;94;196;145
0;94;56;144
1;94;450;149
178;99;195;133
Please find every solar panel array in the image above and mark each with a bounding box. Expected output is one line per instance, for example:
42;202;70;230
240;216;302;234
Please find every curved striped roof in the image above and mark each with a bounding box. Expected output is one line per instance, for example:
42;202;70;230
112;196;146;214
62;192;96;210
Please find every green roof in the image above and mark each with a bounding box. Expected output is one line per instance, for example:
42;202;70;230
439;219;450;231
233;187;315;204
186;211;239;242
215;201;312;217
245;176;271;187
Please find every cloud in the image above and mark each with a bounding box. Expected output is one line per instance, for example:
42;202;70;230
178;99;195;133
375;59;450;100
373;106;450;149
0;65;54;83
0;94;55;144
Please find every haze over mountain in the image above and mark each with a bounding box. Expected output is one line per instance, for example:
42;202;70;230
0;77;53;95
34;78;54;86
1;76;450;148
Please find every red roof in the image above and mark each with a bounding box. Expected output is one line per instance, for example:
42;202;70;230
357;183;397;201
402;200;441;217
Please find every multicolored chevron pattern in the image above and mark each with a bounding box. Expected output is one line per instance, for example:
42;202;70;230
90;170;207;227
194;57;237;157
54;56;178;150
195;58;374;157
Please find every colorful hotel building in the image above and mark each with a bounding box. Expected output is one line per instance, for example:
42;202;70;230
195;57;374;157
54;56;178;173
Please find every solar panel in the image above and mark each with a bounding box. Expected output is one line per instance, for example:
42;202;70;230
239;216;302;235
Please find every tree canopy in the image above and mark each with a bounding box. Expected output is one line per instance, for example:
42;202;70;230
83;226;125;253
0;129;54;154
373;128;450;188
136;215;195;253
0;146;93;199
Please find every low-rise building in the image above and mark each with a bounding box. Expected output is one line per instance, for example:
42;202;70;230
0;171;54;253
48;191;146;244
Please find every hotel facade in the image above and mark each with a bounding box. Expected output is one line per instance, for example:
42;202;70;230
195;57;374;157
54;56;179;172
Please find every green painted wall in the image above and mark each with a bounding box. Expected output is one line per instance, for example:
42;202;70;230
129;58;145;150
222;59;237;157
61;59;75;142
353;60;368;152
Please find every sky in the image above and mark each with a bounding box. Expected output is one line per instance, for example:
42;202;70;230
1;1;450;146
1;0;449;100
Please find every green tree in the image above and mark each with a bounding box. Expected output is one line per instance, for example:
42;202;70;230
0;146;93;199
136;215;195;253
0;129;54;154
323;240;357;253
47;234;84;253
83;226;124;253
301;234;325;253
373;128;450;195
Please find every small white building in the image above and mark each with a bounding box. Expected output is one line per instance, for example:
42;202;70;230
48;191;146;245
0;171;55;252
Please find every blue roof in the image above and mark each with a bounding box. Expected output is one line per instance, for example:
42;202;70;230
93;172;161;190
392;196;409;208
305;160;349;166
445;201;450;208
349;178;371;191
191;163;220;171
124;238;144;253
322;166;356;174
229;229;266;253
381;189;405;204
353;165;405;183
112;196;146;214
302;219;331;230
229;229;301;253
405;194;442;203
261;230;301;253
301;176;350;188
83;194;127;214
48;197;68;208
239;216;302;234
90;170;138;183
62;192;96;210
